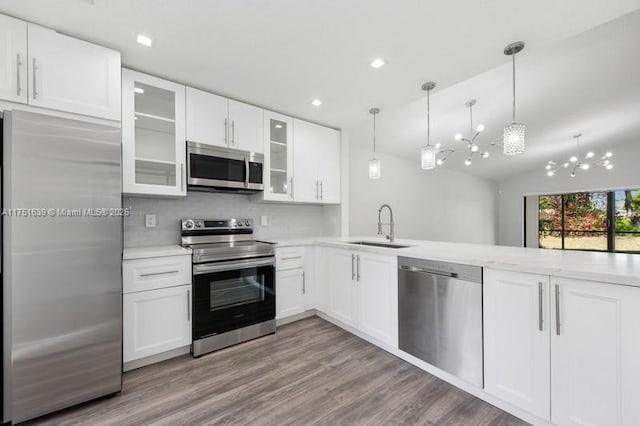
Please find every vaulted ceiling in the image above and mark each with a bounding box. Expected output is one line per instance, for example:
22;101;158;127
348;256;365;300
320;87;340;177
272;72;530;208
1;0;639;180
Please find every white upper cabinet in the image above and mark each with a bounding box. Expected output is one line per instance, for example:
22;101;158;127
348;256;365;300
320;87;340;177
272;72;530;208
292;118;340;204
228;99;263;153
483;269;551;420
551;277;640;426
263;110;294;201
122;69;186;197
27;24;121;121
0;14;27;103
185;87;228;148
185;87;264;153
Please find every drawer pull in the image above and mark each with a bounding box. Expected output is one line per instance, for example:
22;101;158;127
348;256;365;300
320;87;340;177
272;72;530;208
280;256;303;261
140;269;180;277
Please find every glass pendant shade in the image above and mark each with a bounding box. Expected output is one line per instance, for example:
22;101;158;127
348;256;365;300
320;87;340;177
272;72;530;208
503;122;525;155
421;145;436;169
368;158;381;179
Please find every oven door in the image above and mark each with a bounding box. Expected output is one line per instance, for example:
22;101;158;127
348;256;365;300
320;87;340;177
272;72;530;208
187;142;264;191
192;257;275;339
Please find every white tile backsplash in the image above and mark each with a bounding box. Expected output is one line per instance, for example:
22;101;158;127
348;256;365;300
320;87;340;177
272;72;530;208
124;192;338;247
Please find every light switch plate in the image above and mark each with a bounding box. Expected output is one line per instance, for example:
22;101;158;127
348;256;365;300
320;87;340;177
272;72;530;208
260;215;268;226
145;214;157;228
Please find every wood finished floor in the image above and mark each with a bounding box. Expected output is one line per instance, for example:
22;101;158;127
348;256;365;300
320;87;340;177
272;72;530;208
28;317;528;425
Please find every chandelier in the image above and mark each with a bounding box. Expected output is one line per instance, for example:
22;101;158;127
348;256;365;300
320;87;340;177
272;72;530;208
546;133;613;177
451;99;490;166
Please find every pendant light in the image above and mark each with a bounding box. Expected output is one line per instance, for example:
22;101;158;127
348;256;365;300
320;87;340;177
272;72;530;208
503;41;526;155
421;82;437;170
368;108;381;179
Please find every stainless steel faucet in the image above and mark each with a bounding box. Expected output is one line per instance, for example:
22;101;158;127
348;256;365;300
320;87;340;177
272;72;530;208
377;204;395;243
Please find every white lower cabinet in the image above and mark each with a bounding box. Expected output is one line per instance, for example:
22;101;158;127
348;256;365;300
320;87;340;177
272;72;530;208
551;277;640;426
123;285;191;363
357;253;398;347
484;269;551;420
123;253;192;365
276;268;306;319
325;248;358;327
322;247;397;347
485;268;640;425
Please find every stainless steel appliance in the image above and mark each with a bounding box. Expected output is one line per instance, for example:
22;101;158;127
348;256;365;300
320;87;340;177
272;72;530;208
181;218;275;357
186;142;264;193
2;110;122;423
398;257;483;387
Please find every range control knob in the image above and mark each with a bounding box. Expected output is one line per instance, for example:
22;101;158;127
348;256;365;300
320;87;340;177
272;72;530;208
195;221;203;228
245;220;251;227
237;221;244;227
184;219;195;230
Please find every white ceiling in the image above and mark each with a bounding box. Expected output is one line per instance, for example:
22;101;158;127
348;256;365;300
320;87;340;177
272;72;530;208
0;0;639;133
347;9;640;180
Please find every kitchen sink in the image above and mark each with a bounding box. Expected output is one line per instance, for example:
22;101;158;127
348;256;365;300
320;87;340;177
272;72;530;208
347;241;412;249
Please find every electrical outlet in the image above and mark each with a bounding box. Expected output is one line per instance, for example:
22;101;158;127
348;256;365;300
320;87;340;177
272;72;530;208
145;214;157;228
260;215;268;226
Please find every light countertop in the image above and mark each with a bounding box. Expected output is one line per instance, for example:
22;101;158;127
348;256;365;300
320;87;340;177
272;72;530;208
263;236;640;287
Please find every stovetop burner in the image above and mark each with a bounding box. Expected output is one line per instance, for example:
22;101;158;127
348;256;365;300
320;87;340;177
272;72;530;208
181;218;274;263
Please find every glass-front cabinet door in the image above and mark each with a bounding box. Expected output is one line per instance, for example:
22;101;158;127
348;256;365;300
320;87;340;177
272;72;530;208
122;69;186;196
263;111;293;201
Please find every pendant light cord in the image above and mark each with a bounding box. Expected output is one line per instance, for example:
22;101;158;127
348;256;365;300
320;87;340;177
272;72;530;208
427;88;431;146
512;52;516;123
373;112;376;156
469;102;473;138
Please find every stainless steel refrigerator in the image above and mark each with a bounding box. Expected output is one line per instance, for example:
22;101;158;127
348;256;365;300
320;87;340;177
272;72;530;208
2;110;123;424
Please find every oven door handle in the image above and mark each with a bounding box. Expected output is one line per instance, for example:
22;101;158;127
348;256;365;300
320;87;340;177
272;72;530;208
193;257;275;275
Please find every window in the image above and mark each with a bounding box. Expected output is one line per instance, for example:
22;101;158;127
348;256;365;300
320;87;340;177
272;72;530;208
537;189;640;254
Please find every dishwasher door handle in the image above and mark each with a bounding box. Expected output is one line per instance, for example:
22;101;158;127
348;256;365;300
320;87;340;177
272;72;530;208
403;265;458;279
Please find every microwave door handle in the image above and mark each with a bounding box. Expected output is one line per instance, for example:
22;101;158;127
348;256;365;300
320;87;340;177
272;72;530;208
244;157;250;188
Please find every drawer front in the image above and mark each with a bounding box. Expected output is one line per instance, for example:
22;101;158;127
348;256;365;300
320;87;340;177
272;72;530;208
123;255;191;294
276;246;305;271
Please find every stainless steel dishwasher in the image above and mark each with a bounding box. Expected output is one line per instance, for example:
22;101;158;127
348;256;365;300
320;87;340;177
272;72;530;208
398;257;483;387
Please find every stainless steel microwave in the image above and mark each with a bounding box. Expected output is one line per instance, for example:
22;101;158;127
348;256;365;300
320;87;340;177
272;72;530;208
187;142;264;193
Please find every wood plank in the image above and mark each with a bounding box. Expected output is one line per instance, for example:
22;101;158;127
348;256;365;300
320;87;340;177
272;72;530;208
28;317;528;426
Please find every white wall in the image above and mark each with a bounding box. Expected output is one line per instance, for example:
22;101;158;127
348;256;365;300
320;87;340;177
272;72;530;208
497;138;640;247
348;144;498;244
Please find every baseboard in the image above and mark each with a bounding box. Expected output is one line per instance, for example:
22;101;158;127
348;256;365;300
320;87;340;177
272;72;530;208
276;310;317;327
123;345;191;372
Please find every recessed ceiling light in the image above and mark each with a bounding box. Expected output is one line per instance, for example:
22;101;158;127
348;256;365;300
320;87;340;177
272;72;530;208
311;99;323;106
134;87;144;94
137;34;153;47
370;58;385;69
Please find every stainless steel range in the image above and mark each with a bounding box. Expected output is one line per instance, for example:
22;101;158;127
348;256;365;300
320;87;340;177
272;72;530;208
181;218;276;357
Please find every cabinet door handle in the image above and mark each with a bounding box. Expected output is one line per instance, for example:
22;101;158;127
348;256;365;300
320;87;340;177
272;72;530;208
187;289;191;321
16;54;22;96
181;163;185;192
316;180;319;200
538;282;543;331
231;119;235;146
302;271;306;294
32;58;38;99
555;284;561;335
290;177;294;199
224;118;228;145
356;255;361;282
320;181;324;200
140;270;179;277
351;254;356;280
